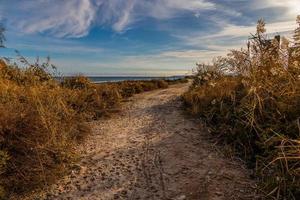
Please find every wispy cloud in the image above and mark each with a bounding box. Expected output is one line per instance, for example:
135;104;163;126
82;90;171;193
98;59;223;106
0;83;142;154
0;0;216;37
192;20;297;41
178;20;296;48
146;0;215;19
1;0;299;75
1;0;298;38
169;19;298;64
13;43;103;55
253;0;300;17
161;50;222;60
12;0;96;38
111;0;136;32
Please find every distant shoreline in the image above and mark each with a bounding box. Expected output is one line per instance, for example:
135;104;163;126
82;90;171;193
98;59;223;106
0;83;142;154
56;75;187;83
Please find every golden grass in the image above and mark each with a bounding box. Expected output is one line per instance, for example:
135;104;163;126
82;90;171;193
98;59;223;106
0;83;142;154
0;58;185;198
0;61;90;197
62;77;171;119
183;19;300;199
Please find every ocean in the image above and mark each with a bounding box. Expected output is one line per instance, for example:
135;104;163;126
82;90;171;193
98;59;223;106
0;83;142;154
62;76;186;83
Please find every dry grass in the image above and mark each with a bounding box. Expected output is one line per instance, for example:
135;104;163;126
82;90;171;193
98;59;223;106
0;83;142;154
183;18;300;199
0;58;185;198
62;77;172;119
0;60;90;198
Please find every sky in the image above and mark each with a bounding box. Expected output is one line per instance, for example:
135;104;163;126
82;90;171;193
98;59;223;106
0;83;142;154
0;0;299;76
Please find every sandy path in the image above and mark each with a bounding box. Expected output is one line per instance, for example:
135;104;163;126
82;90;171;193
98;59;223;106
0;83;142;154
40;83;257;200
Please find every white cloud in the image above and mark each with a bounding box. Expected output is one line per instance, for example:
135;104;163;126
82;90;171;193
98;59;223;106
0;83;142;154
14;43;103;54
14;0;96;38
1;0;216;37
111;0;136;32
1;0;299;75
161;50;222;59
101;0;215;32
177;19;297;52
204;20;296;39
169;19;298;64
1;0;298;38
138;0;215;20
162;0;215;11
252;0;300;18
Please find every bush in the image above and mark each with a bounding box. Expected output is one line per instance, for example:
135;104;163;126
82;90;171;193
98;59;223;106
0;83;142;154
114;79;169;98
0;61;89;197
183;18;300;199
62;77;122;119
62;78;171;119
62;76;92;89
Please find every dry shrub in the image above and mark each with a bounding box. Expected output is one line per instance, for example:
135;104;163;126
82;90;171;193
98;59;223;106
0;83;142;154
0;61;89;198
62;76;122;119
183;18;300;199
112;79;169;98
62;76;93;89
116;81;144;97
62;77;170;119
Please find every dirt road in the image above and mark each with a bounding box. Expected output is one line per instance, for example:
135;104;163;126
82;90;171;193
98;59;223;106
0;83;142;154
40;83;257;200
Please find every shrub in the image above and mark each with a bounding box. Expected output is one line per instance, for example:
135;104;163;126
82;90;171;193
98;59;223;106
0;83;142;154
62;76;93;89
62;77;122;119
62;78;170;119
114;79;169;98
0;61;89;198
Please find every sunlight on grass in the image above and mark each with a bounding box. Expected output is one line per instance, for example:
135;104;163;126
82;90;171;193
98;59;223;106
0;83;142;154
183;17;300;199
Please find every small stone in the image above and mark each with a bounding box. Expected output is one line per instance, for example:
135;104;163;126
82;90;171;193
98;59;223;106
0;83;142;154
174;195;186;200
215;191;223;196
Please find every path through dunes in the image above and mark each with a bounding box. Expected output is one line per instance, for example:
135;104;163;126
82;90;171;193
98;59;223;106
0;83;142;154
35;83;257;200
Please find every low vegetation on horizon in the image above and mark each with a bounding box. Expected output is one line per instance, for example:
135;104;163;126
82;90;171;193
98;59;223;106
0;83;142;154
183;17;300;199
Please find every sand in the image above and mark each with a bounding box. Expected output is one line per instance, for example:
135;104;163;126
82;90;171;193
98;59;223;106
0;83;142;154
29;83;257;200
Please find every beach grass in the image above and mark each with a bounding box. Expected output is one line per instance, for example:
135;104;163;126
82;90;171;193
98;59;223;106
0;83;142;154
183;18;300;199
0;58;186;198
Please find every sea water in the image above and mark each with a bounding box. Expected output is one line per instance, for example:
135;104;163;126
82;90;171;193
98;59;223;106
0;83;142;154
68;76;186;83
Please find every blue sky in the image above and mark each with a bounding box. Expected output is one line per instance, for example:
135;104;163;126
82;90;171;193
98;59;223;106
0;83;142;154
0;0;299;76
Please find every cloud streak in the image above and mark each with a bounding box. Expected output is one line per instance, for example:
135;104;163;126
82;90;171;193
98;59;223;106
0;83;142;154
2;0;297;38
12;0;96;38
253;0;300;17
1;0;299;76
0;0;216;37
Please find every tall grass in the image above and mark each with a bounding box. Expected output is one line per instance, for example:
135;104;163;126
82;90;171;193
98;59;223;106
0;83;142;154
0;56;185;198
0;60;90;198
183;18;300;199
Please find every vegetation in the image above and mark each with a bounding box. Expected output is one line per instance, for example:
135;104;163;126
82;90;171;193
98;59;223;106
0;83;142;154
62;77;173;119
0;59;90;198
183;17;300;199
0;38;186;197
